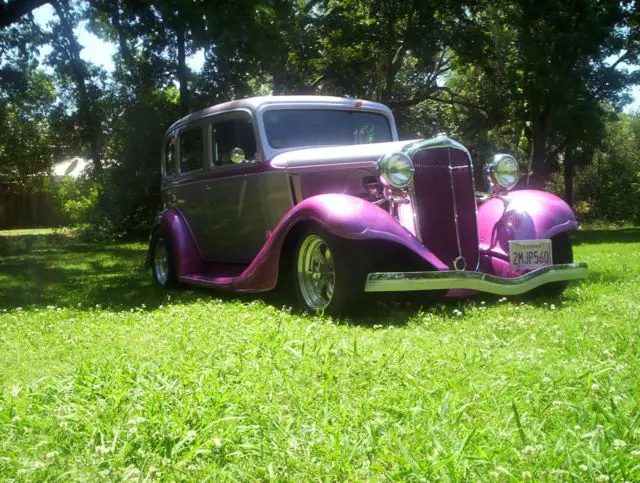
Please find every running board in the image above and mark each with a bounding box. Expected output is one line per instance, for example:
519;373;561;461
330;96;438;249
364;263;588;295
180;263;248;289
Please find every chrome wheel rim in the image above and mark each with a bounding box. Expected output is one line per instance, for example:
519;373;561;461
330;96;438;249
154;237;169;285
297;234;335;311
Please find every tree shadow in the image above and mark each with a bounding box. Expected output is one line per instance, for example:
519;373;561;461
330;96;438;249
0;233;276;311
0;232;77;255
1;237;154;310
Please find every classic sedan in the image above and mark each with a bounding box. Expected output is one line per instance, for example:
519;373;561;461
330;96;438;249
149;96;588;313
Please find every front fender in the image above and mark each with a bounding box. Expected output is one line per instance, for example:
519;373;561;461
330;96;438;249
234;194;447;291
477;190;578;271
152;208;204;278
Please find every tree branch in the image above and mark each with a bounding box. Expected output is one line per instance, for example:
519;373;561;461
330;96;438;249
607;50;631;72
388;87;488;114
0;0;50;28
544;136;568;164
302;0;322;15
309;74;325;87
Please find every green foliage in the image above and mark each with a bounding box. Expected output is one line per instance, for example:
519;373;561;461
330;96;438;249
0;67;59;179
1;229;640;479
576;113;640;223
95;87;179;236
52;175;99;225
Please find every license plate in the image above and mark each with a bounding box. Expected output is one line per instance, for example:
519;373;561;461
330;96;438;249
509;239;553;270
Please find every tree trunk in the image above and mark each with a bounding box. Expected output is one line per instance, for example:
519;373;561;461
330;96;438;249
51;0;102;175
528;112;549;188
379;38;406;104
380;50;396;104
272;68;286;95
177;24;189;117
563;149;574;208
109;1;133;67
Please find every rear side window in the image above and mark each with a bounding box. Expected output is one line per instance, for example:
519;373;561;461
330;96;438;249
164;137;175;176
211;114;257;166
179;128;204;173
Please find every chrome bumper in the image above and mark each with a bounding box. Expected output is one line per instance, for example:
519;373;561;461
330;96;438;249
364;263;589;295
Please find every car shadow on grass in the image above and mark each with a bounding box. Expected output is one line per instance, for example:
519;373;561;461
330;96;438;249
0;228;623;316
319;290;587;327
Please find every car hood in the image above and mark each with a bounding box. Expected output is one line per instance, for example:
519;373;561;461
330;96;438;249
270;140;419;169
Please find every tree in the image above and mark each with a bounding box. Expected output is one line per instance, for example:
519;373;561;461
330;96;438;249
0;67;58;179
0;19;66;180
314;0;470;106
47;0;105;174
449;0;640;186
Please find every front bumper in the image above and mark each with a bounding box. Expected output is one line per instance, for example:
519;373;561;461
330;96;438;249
364;263;588;295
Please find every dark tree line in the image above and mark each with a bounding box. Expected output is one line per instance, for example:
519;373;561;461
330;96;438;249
1;0;639;231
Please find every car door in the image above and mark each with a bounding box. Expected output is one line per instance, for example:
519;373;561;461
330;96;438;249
198;111;268;264
168;123;211;254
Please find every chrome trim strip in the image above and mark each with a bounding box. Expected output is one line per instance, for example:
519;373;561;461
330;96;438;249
364;263;589;294
445;143;465;269
407;185;422;241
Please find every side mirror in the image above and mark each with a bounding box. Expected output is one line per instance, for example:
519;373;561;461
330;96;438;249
230;147;246;164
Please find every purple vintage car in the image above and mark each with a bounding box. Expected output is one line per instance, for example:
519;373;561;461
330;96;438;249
148;96;588;313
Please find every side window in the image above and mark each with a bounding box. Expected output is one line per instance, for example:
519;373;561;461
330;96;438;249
179;128;204;173
164;136;175;176
211;114;257;166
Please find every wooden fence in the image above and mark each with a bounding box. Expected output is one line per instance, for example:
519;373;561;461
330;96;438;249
0;182;62;229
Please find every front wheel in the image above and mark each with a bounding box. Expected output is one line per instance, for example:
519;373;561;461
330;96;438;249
293;227;366;314
150;230;178;288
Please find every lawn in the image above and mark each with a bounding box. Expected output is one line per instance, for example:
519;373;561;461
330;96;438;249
0;228;639;481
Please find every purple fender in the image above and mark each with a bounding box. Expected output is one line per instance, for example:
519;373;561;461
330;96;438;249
477;190;578;277
155;194;448;292
157;209;205;277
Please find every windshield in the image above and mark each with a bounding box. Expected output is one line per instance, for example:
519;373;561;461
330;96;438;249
263;109;392;149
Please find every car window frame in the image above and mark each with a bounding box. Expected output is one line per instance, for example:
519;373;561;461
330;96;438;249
207;109;262;172
161;130;177;178
176;123;208;176
258;105;395;153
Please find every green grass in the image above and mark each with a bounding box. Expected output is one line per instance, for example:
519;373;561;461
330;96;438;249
0;228;639;481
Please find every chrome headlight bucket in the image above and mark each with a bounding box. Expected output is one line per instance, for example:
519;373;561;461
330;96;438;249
484;154;520;192
377;152;414;189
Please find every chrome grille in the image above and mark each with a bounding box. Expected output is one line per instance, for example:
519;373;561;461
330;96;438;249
411;146;479;270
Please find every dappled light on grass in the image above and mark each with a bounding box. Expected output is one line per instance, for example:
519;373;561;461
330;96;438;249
1;229;640;479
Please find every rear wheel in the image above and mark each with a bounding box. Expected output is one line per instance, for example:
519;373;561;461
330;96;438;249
531;232;573;297
293;227;367;314
151;230;178;288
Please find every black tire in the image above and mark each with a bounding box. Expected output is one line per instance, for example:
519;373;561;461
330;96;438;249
531;232;573;297
292;226;368;315
150;228;179;288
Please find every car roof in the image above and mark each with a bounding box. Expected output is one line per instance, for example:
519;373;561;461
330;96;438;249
166;95;393;133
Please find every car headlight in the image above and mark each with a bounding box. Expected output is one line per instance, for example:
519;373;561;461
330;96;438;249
484;154;520;191
377;152;414;189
